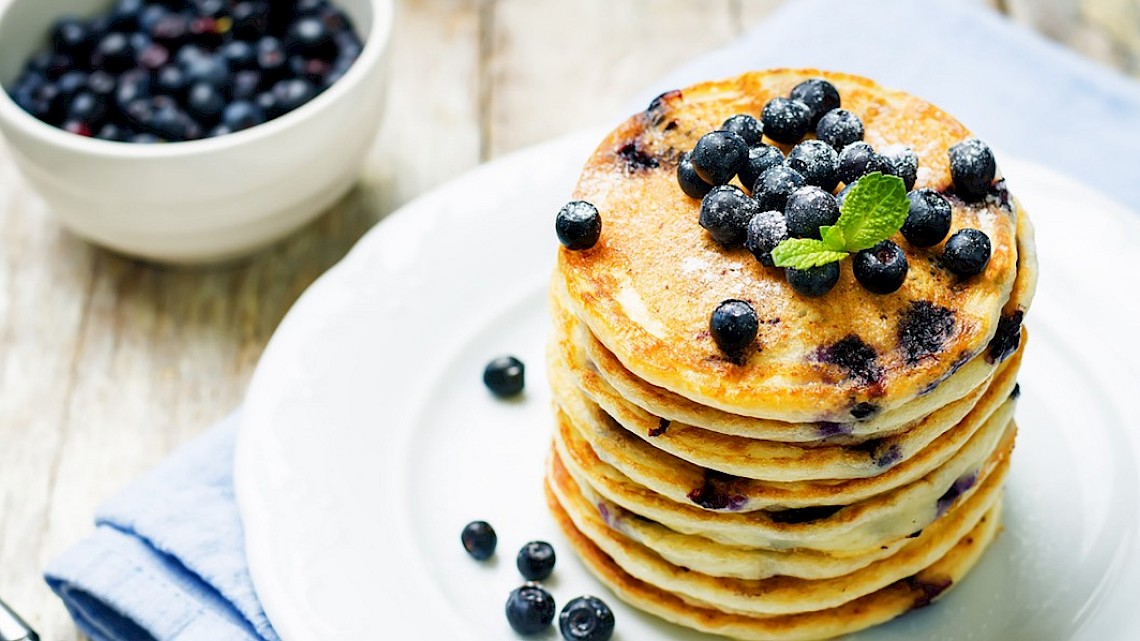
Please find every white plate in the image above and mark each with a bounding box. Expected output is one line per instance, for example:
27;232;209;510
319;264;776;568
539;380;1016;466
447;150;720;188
235;131;1140;641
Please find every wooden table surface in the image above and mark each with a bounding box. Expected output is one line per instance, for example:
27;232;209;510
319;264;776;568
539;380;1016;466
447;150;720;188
0;0;1134;638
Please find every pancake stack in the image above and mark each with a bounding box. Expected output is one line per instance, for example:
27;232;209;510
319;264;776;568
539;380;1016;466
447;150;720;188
544;70;1037;640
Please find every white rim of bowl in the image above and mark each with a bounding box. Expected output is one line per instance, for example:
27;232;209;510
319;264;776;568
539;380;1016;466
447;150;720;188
0;0;394;158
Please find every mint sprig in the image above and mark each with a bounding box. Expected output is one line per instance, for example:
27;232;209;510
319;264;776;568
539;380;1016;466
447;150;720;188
771;172;909;269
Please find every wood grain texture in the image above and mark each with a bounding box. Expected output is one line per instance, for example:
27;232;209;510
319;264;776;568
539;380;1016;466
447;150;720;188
0;0;1132;639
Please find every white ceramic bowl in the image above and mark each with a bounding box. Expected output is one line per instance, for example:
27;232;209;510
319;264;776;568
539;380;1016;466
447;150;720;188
0;0;392;264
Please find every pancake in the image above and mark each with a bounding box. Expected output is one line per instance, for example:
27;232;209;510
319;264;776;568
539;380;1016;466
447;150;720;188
557;69;1029;422
551;342;1021;512
547;443;1007;611
551;290;1026;483
556;209;1036;441
546;476;1003;641
553;402;1015;553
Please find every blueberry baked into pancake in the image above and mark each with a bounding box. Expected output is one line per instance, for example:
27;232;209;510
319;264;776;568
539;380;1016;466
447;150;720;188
545;69;1036;640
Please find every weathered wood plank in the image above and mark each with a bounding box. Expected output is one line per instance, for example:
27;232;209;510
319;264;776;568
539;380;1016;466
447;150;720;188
486;0;740;157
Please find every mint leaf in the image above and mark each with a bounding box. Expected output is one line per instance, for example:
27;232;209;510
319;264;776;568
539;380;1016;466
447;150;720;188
834;172;909;252
820;225;846;252
771;238;849;270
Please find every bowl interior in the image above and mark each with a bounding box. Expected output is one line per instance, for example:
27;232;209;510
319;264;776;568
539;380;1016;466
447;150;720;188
0;0;378;90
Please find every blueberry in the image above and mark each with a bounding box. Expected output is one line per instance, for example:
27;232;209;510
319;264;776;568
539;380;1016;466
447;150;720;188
836;142;888;185
760;97;811;144
149;14;189;46
461;520;496;560
880;146;919;190
676;153;713;199
256;37;289;78
221;100;266;131
66;92;110;126
61;120;94;137
710;300;759;357
699;185;758;246
790;78;840;127
136;43;170;70
85;71;116;98
155;65;189;96
231;2;271;40
815;109;864;151
95;122;128;141
92;32;137;73
720;114;763;147
289;55;332;83
942;229;991;277
51;17;93;57
115;69;151;111
483;356;525;397
752;164;805;212
690;131;748;186
745;210;789;267
559;596;616;641
517;541;556;581
786;262;840;297
271;78;318;113
221;40;258;70
129;98;201;141
902;189;952;247
232;70;264;101
853;241;909;294
737;144;784;192
784;186;840;239
949;138;996;200
109;0;144;31
130;132;160;144
56;71;89;101
207;124;232;137
556;200;602;250
182;54;231;88
506;584;556;636
187;83;226;125
256;91;283;119
786;140;838;191
286;17;337;59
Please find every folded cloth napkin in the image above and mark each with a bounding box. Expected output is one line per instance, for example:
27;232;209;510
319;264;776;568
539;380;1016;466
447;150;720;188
44;1;1140;640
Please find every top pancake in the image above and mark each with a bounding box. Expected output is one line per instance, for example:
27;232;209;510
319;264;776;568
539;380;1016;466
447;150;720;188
557;69;1023;422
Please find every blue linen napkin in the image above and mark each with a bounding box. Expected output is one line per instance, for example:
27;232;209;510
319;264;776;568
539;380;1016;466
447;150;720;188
43;1;1140;639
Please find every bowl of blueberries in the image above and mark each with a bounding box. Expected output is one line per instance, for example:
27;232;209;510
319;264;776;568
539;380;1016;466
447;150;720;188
0;0;392;263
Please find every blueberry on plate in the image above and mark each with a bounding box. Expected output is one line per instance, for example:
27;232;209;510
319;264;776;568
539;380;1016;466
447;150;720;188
556;200;602;250
221;40;258;71
517;541;556;581
942;228;991;277
949;138;996;200
461;520;497;560
752;165;806;212
790;78;840;127
506;584;556;636
710;299;759;357
786;262;840;297
786;140;838;192
559;596;616;641
815;108;864;151
760;97;811;144
91;32;137;74
737;144;784;192
836;141;888;185
483;356;525;397
853;240;909;294
784;186;840;239
902;189;952;247
51;17;93;58
700;185;759;246
676;152;713;199
745;210;789;267
880;145;919;190
690;130;749;186
720;114;763;147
